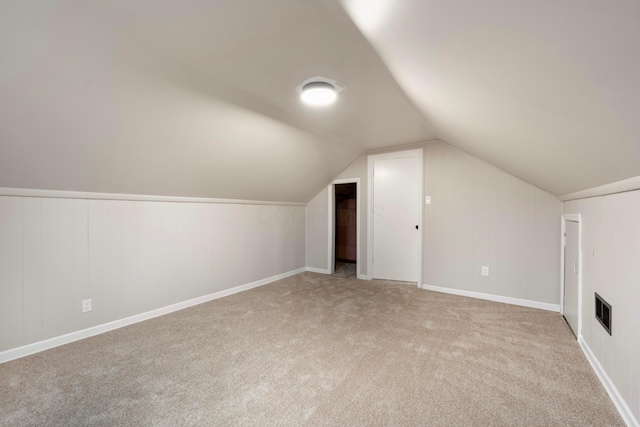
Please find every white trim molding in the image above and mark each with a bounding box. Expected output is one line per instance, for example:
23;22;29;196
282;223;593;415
327;186;335;274
0;268;306;364
421;284;561;312
0;187;305;206
560;175;640;202
579;337;640;427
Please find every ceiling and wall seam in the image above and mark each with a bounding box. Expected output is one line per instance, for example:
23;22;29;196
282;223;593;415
315;138;559;204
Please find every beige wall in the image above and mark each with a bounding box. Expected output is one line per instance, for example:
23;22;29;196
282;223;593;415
423;142;560;304
563;192;640;424
309;140;561;306
305;187;329;271
0;195;305;353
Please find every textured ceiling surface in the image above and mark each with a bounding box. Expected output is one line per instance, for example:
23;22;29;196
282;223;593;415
1;0;639;201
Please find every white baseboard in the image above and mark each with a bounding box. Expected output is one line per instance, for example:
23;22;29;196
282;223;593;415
0;267;306;364
357;274;368;280
579;336;639;427
305;267;331;274
421;284;560;312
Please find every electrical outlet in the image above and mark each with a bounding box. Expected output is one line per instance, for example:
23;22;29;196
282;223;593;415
481;266;490;277
82;299;92;313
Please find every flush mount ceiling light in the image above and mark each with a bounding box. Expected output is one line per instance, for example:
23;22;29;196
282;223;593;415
297;77;344;107
301;81;336;106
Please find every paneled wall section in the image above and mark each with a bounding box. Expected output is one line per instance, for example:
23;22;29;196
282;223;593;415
423;142;560;304
328;141;561;305
564;192;640;424
0;196;305;353
305;187;329;271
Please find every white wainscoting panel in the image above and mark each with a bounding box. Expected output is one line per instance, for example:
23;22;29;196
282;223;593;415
0;193;306;356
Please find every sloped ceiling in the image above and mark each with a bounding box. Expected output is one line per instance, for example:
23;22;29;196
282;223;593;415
340;0;640;197
0;0;433;202
1;1;639;202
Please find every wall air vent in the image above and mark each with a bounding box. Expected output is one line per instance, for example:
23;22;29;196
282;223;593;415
595;293;612;335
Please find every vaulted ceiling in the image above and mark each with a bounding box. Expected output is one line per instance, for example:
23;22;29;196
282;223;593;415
1;1;639;202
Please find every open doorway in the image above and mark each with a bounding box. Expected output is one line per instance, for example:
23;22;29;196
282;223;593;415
328;178;361;279
334;183;357;277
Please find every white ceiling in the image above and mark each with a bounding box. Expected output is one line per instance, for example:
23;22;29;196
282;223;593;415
1;0;639;201
341;0;640;196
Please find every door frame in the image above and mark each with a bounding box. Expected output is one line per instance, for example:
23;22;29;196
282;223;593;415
328;178;362;278
561;213;583;338
367;149;423;285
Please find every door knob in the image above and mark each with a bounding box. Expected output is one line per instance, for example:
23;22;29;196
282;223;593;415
415;225;419;230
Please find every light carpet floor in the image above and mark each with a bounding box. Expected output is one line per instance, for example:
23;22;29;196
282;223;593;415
0;272;624;426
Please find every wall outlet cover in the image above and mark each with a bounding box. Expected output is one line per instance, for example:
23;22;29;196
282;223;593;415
481;266;490;276
82;299;92;313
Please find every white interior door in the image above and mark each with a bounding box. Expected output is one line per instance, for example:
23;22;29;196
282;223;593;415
564;220;579;337
372;156;421;282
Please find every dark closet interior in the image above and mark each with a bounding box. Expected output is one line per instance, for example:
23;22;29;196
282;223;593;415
335;183;357;264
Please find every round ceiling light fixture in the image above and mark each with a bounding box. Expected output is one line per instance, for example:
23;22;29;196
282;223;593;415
301;81;337;107
298;77;344;107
